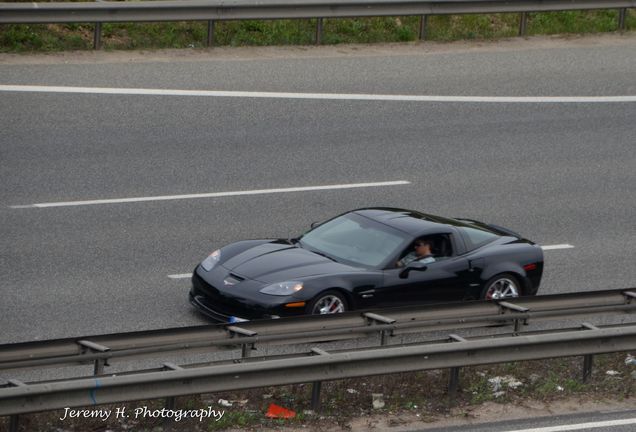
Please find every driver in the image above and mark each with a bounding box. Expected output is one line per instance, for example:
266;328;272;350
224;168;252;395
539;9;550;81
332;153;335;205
397;239;436;267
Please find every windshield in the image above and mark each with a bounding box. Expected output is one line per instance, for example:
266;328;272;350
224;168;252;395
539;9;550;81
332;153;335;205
299;213;408;267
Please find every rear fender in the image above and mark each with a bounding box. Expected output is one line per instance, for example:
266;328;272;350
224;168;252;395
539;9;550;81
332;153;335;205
480;263;529;295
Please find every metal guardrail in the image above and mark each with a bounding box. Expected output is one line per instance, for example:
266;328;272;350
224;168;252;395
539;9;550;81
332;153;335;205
2;323;636;416
1;288;635;431
1;288;635;373
0;0;633;49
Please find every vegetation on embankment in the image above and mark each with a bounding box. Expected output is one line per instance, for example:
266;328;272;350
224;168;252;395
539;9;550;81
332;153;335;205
1;8;635;52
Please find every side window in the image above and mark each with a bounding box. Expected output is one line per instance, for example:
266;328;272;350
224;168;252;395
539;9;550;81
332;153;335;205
394;234;453;268
431;234;453;258
458;226;499;252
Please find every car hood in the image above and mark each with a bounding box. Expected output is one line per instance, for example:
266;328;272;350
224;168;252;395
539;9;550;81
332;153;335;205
221;242;357;283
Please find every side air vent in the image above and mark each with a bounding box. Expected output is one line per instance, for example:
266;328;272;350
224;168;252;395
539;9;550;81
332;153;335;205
223;274;245;286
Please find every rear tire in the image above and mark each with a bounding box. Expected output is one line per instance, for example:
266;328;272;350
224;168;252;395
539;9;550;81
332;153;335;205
307;290;348;315
481;274;521;300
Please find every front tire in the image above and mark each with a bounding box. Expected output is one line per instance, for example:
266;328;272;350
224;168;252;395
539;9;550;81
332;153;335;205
308;290;347;315
481;274;521;300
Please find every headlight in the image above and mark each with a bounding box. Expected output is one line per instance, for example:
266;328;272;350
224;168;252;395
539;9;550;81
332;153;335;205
201;249;221;271
260;281;304;296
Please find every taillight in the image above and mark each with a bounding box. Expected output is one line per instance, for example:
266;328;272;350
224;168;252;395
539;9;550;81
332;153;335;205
523;263;537;271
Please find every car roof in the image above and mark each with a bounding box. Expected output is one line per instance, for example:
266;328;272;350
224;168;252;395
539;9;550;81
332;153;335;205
352;207;469;236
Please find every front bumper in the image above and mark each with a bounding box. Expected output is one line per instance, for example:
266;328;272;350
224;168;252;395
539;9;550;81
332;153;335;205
189;268;305;322
189;291;249;322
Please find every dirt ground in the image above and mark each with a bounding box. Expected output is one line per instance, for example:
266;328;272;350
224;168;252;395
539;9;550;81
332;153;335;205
0;32;635;65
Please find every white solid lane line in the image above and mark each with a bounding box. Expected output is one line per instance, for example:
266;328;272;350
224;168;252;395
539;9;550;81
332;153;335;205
168;244;575;279
502;417;636;432
10;181;410;208
2;85;636;103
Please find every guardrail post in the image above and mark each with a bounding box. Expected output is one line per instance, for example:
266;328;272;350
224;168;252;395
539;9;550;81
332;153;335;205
9;414;19;432
162;363;182;426
310;380;322;411
207;20;215;47
580;323;598;383
164;395;176;429
583;354;594;383
447;335;466;405
9;415;20;432
419;15;428;40
618;9;627;31
309;348;329;411
519;12;528;36
624;291;636;302
78;340;110;375
94;359;105;375
364;312;396;346
227;326;257;359
7;380;25;432
448;367;460;405
94;22;102;50
498;301;529;335
315;18;323;45
241;343;252;358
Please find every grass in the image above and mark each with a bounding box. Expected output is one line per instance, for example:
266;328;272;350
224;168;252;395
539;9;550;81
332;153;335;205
1;10;635;52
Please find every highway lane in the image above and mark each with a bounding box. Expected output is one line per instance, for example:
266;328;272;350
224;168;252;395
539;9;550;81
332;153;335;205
1;35;635;344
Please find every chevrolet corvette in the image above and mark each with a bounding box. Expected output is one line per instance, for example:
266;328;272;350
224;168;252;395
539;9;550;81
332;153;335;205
189;208;543;321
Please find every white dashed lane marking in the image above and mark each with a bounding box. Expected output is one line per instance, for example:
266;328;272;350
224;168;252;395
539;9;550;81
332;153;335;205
10;181;410;208
168;274;193;280
541;244;575;250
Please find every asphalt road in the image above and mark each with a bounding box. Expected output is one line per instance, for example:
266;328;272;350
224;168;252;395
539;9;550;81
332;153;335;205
420;408;636;432
1;35;635;344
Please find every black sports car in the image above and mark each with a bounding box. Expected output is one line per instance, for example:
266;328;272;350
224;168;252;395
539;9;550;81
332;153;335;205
189;208;543;322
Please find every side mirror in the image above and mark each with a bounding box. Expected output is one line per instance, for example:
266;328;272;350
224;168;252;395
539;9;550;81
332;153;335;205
310;221;321;229
398;261;428;279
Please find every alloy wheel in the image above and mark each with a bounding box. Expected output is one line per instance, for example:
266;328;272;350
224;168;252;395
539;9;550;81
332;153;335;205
484;277;520;300
312;294;346;314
